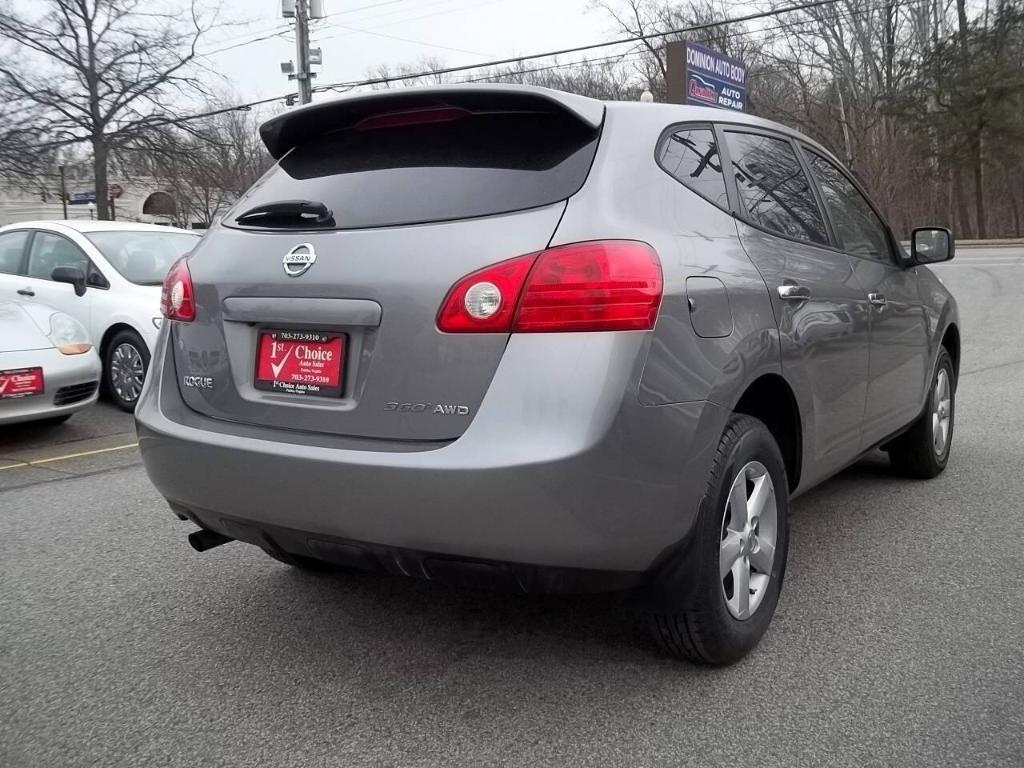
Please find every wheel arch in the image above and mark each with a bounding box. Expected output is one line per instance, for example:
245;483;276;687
941;322;960;382
731;373;803;492
98;322;147;362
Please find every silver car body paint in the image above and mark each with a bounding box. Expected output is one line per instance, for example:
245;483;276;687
136;85;959;583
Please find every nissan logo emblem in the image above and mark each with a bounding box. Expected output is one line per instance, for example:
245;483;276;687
282;243;316;277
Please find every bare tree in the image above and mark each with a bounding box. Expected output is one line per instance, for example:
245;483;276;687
0;0;223;220
123;105;271;227
367;56;453;89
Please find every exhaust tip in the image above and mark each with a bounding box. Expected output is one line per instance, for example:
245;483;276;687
188;529;234;553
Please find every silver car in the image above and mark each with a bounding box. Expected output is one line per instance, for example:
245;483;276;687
136;85;959;664
0;300;101;424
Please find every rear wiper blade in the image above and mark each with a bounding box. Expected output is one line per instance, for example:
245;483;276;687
235;199;335;228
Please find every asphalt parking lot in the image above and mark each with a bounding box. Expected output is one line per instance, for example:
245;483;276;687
2;245;1022;768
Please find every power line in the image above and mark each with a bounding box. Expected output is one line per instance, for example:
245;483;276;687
321;0;493;31
200;27;291;56
324;0;410;19
16;0;903;154
327;23;494;58
310;0;847;93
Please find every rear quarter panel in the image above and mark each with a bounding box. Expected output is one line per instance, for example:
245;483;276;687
551;104;781;408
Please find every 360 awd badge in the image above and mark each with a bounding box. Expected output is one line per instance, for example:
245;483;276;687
383;401;470;415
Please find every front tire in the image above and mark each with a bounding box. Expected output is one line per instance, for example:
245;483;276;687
649;415;790;665
104;329;150;412
886;348;955;479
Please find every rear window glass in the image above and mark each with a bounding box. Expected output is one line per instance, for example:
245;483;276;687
226;111;600;231
725;131;829;246
657;126;729;209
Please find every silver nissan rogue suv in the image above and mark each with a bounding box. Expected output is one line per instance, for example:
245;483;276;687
136;84;959;664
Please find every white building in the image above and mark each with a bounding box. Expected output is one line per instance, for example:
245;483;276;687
0;174;190;228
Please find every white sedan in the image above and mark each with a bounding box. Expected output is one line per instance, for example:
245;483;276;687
0;221;199;410
0;300;101;425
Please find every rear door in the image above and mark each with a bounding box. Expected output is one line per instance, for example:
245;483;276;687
721;128;871;485
801;148;929;446
172;95;603;441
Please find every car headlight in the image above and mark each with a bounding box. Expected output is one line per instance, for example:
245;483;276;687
48;312;92;355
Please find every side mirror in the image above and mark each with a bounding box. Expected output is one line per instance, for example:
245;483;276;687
51;266;87;297
911;227;954;265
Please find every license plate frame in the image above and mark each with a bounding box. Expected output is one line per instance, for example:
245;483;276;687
0;367;44;399
254;330;345;399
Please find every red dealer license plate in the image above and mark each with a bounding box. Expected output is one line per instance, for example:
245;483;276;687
0;367;44;399
255;330;344;398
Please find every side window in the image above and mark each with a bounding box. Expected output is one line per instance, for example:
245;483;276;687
0;230;29;275
26;232;90;281
725;131;829;246
657;126;729;209
805;151;892;262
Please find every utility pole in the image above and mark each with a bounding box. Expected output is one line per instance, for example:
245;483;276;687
294;0;313;105
58;165;68;220
282;0;322;104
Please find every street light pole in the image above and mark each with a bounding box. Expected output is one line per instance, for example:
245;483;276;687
295;0;312;105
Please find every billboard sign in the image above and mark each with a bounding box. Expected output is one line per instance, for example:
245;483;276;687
683;42;746;112
67;191;96;205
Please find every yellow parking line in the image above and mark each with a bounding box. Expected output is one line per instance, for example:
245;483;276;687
0;442;139;471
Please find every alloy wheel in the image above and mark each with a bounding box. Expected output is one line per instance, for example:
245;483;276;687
932;368;952;456
720;461;778;620
110;342;145;404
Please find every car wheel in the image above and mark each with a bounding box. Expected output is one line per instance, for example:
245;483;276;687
648;415;790;665
886;348;955;479
104;329;150;412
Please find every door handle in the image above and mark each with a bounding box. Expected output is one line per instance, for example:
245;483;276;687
868;292;887;307
16;288;35;297
777;284;811;301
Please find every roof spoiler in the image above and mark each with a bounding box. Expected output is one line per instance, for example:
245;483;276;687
258;84;606;159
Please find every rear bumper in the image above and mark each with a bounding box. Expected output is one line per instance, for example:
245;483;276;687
136;329;727;583
0;348;101;425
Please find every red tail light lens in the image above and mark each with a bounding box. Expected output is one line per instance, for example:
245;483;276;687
515;241;662;331
160;256;196;322
436;240;662;333
436;254;536;333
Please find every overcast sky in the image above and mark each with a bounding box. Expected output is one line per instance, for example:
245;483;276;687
198;0;614;105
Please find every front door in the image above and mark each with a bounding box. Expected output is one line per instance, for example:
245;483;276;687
0;229;33;302
723;129;871;488
801;149;929;448
16;230;94;331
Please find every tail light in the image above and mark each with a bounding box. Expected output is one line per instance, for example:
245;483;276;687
437;240;662;333
160;256;196;322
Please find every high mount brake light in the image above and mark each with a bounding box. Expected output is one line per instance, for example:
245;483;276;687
437;241;662;334
354;107;469;131
160;256;196;323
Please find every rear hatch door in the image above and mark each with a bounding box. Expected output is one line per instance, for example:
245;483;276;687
171;88;603;441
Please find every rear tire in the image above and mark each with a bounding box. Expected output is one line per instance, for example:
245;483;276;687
648;415;790;665
104;329;150;413
886;348;955;479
